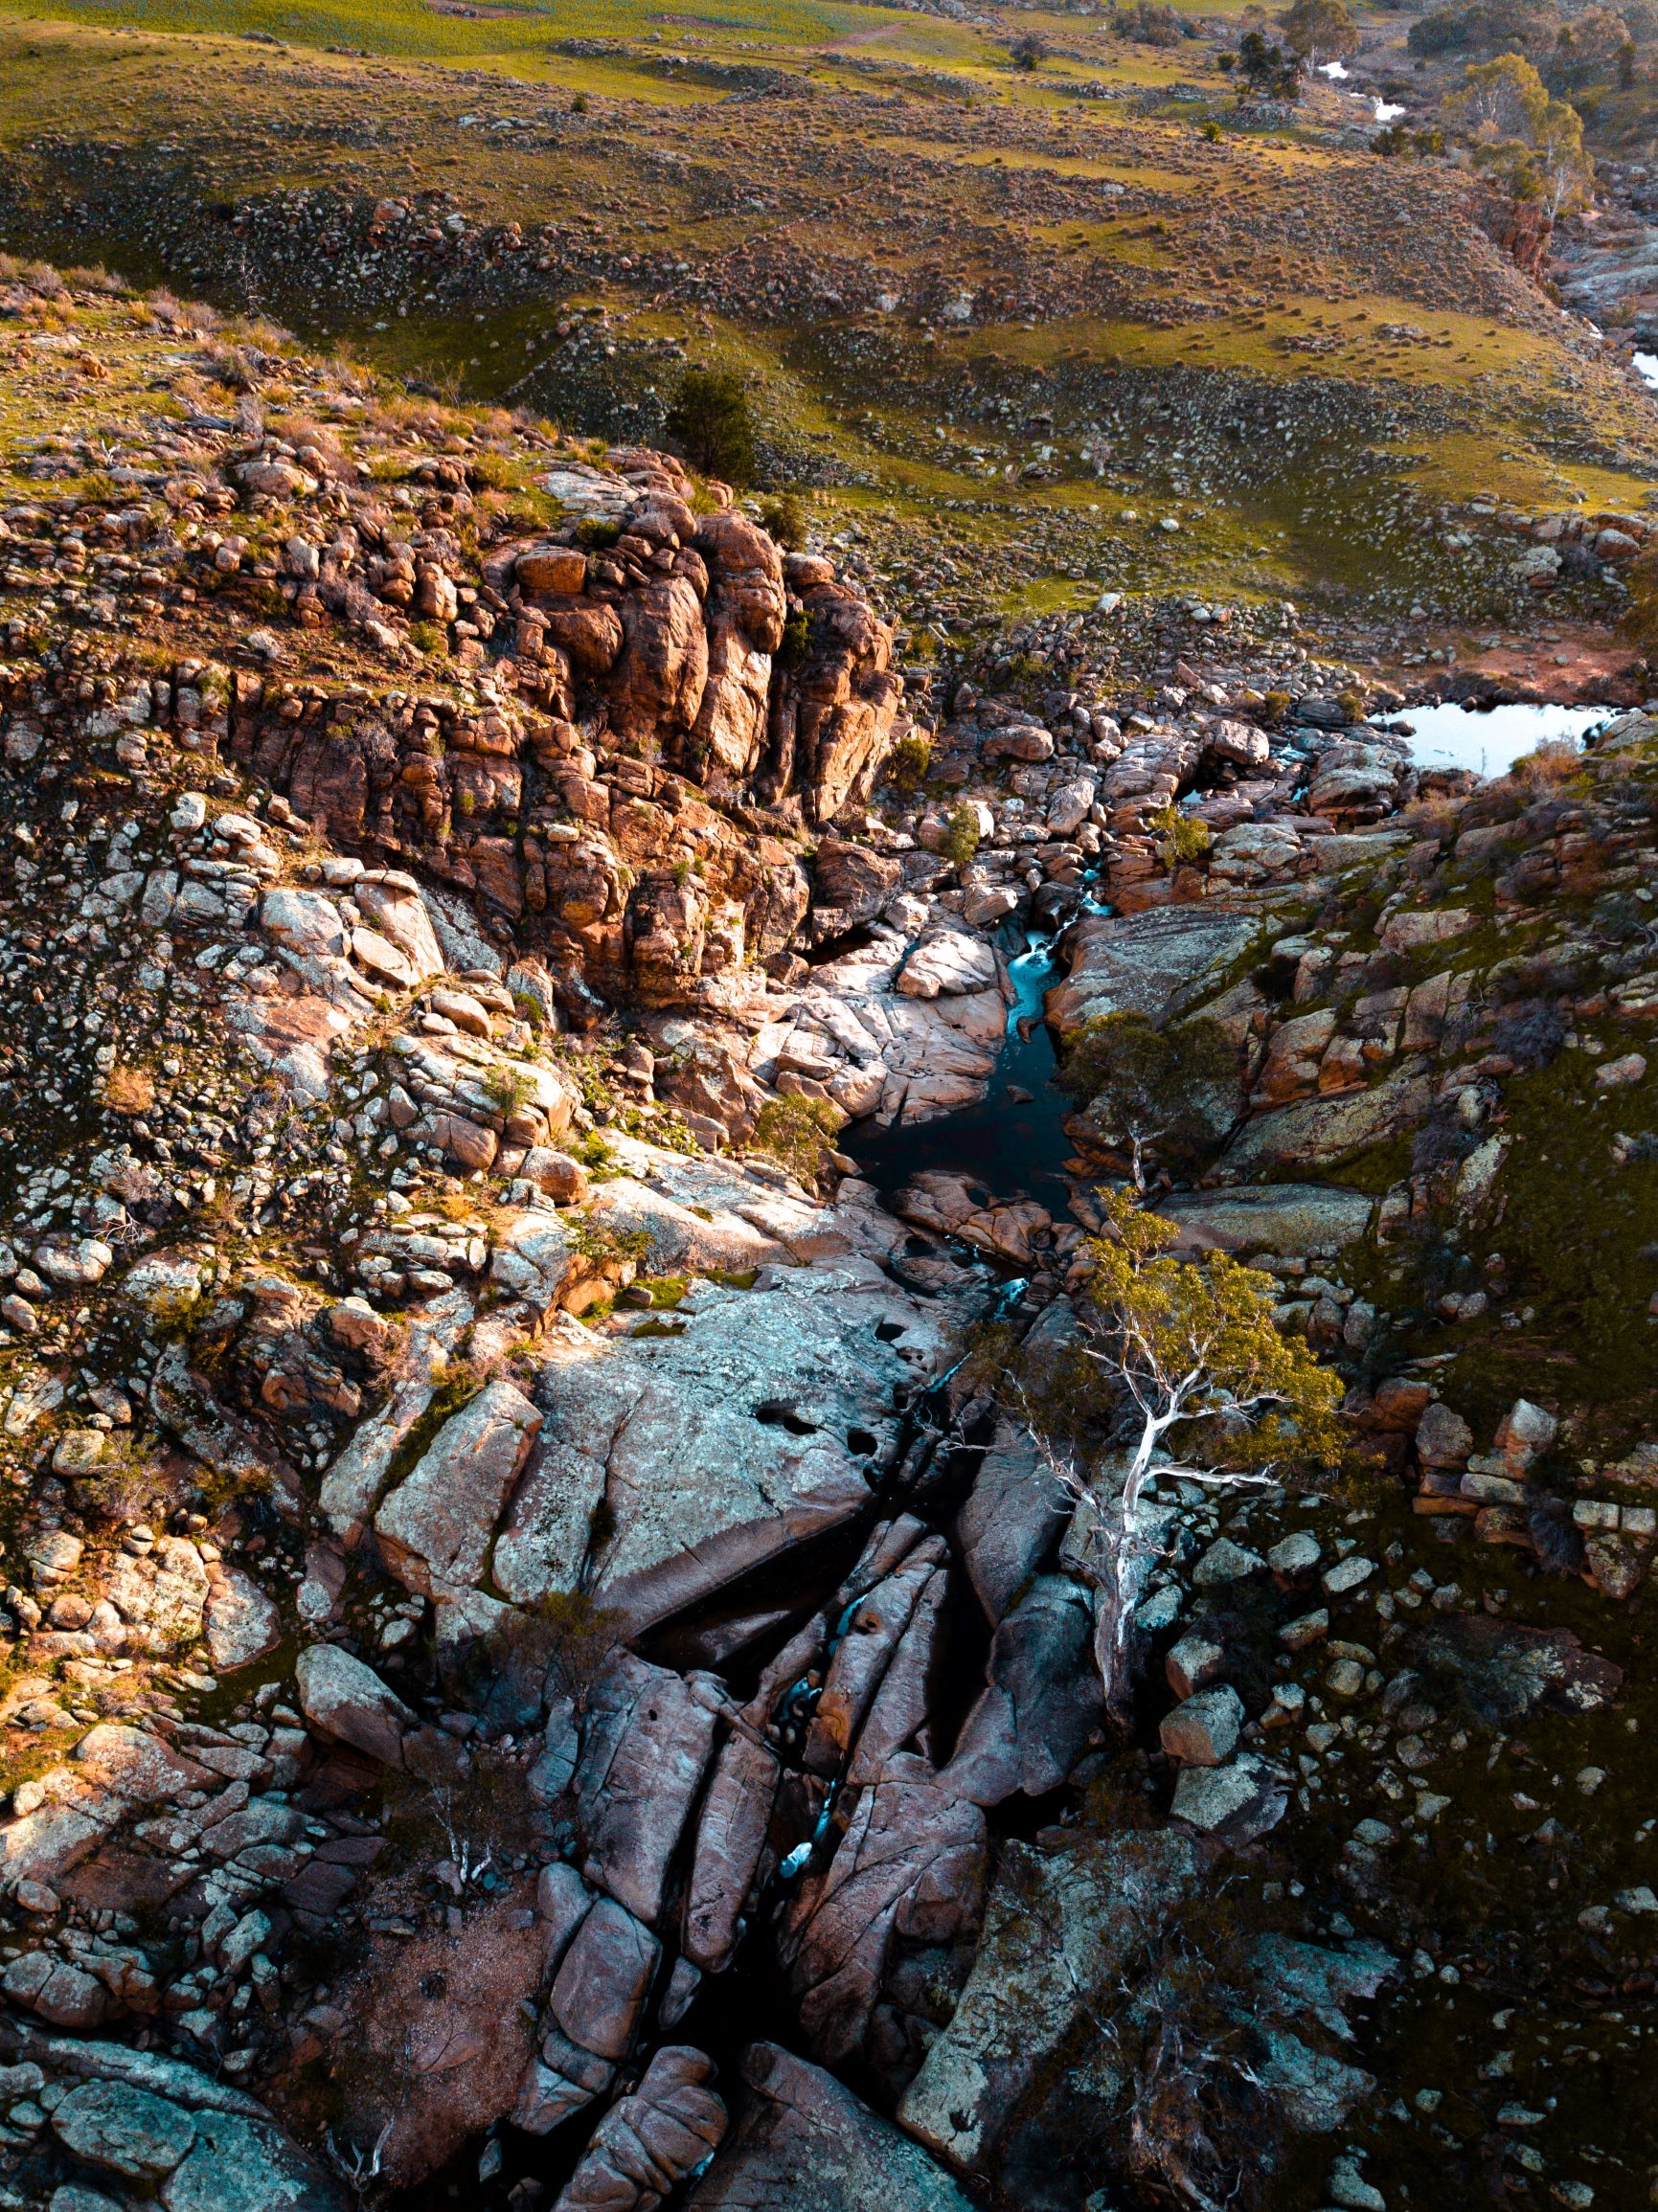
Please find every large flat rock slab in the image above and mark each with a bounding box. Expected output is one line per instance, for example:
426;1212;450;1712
491;1260;956;1632
1046;905;1259;1036
1156;1184;1375;1258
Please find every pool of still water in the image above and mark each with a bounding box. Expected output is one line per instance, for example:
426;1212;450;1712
1376;700;1614;778
847;932;1077;1212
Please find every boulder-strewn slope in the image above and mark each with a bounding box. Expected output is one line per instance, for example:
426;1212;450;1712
1;272;1655;2212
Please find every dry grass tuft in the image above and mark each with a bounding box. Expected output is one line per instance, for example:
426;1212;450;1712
102;1064;156;1116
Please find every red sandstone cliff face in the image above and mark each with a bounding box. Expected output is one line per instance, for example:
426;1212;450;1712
220;448;911;1014
1477;187;1553;284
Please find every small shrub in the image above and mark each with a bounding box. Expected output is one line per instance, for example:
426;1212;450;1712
485;1062;540;1116
666;367;756;485
77;1458;153;1526
1490;999;1565;1070
759;491;807;548
568;1214;653;1266
1148;801;1212;869
941;803;983;869
102;1064;155;1116
885;730;934;794
1412;1102;1483;1177
207;343;258;392
751;1093;846;1181
1511;736;1581;786
575;515;622;552
576;1129;618;1174
778;605;810;667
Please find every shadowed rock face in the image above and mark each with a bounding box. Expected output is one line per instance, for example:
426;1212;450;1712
231;456;905;1020
688;2043;979;2212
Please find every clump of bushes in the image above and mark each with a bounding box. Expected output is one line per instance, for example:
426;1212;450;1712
759;491;807;548
751;1093;846;1181
885;730;934;794
666;366;756;485
1148;801;1213;869
941;803;983;869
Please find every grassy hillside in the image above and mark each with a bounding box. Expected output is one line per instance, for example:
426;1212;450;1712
0;0;1654;670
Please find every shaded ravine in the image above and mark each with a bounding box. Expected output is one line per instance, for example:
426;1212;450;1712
847;927;1079;1219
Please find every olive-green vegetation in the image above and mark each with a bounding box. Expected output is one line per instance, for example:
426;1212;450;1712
0;0;1653;649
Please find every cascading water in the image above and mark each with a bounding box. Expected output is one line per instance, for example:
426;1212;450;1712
847;916;1082;1211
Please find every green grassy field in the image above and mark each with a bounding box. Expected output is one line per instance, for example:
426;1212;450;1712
0;0;992;70
0;0;1653;657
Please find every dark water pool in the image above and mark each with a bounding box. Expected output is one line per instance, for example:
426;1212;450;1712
846;936;1078;1214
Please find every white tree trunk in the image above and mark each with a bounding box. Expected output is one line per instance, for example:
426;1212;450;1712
1088;1405;1170;1718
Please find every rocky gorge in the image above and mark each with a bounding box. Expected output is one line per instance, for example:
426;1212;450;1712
0;260;1655;2212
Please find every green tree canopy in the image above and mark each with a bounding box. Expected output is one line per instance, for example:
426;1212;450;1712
1448;49;1552;131
1002;1187;1345;1710
1449;56;1592;214
1237;28;1306;95
1280;0;1359;59
666;367;757;485
1057;1010;1238;1185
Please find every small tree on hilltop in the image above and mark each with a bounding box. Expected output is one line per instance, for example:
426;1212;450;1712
1237;29;1305;97
1011;1189;1344;1714
1279;0;1358;64
666;366;756;485
1057;1010;1237;1187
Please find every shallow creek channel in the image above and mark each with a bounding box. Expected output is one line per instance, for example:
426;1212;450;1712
823;742;1658;2208
411;711;1658;2211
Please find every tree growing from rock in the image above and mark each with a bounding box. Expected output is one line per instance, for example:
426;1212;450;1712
1057;1010;1236;1187
1011;1189;1343;1714
667;366;757;485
